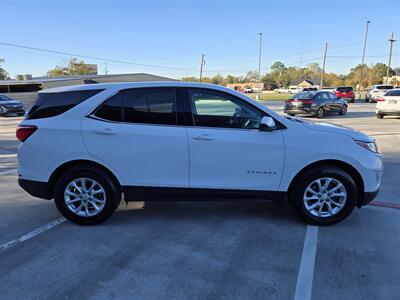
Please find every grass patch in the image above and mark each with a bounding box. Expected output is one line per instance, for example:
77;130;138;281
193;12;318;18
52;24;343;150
247;93;291;101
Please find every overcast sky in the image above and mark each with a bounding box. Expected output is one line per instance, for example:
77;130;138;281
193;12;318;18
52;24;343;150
1;0;399;79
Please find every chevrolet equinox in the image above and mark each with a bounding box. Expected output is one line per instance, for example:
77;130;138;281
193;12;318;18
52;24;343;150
17;82;382;225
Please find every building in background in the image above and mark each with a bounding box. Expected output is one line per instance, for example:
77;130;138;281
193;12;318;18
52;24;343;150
0;73;177;108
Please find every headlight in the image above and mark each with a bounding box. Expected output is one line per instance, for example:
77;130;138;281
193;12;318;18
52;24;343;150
355;140;379;153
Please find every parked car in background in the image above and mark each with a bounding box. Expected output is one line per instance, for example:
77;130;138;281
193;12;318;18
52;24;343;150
243;87;254;93
366;85;394;103
274;88;289;93
17;82;381;226
375;88;400;119
288;87;302;94
0;95;25;117
321;87;336;92
284;91;348;118
334;86;355;103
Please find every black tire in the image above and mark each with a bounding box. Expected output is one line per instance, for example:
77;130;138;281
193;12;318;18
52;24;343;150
54;166;121;225
289;114;295;117
290;166;357;226
316;107;325;119
376;114;384;119
338;105;347;115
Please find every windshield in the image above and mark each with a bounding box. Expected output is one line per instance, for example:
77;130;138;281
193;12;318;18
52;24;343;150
0;95;13;101
291;92;315;99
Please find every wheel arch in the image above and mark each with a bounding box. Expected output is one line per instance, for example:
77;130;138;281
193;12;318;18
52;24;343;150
48;159;121;197
287;159;365;207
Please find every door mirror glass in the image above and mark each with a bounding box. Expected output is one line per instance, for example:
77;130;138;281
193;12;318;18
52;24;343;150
260;116;276;131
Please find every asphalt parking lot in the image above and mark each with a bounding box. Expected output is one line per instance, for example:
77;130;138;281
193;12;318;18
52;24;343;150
0;101;399;300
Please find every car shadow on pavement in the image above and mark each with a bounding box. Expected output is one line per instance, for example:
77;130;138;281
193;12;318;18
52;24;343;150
110;201;302;226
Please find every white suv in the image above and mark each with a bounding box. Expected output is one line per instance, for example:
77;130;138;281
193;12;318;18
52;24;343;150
17;82;383;225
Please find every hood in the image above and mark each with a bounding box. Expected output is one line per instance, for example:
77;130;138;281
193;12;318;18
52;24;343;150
290;117;373;142
0;100;22;106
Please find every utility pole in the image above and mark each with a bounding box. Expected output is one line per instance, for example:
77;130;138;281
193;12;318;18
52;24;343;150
358;21;371;99
320;42;328;88
257;33;263;100
199;53;205;82
386;32;396;84
368;62;373;87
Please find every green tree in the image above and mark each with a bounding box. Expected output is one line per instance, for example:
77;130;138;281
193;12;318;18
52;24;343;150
211;73;226;85
46;58;97;77
0;58;8;80
243;70;259;82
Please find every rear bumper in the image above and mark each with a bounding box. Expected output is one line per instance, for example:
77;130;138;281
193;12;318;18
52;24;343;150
18;178;52;200
284;107;316;116
376;109;400;116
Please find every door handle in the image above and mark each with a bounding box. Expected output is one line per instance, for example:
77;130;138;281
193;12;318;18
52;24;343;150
193;135;213;141
94;128;115;135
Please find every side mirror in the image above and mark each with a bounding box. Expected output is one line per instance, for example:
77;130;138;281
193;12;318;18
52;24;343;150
260;116;277;131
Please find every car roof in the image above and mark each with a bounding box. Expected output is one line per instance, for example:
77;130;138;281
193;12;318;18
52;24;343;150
38;81;231;94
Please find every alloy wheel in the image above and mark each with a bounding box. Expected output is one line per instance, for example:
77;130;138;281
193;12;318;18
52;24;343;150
303;177;347;218
64;178;106;217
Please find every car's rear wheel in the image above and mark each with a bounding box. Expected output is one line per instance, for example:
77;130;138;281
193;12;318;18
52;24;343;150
376;114;384;119
54;166;121;225
289;114;295;117
290;166;357;225
316;107;325;119
339;106;347;115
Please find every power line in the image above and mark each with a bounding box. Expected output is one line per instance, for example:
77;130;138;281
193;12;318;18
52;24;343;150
0;42;196;71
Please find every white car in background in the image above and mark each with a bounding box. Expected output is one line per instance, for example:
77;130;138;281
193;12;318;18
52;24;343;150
366;85;394;103
376;88;400;119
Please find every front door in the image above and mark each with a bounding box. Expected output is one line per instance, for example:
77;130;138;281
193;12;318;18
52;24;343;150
185;88;284;191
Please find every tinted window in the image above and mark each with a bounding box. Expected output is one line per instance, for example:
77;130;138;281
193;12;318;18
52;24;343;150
336;87;353;93
95;93;122;122
189;89;262;129
385;90;400;96
122;88;177;125
377;85;393;90
27;89;103;119
327;92;338;100
291;92;315;99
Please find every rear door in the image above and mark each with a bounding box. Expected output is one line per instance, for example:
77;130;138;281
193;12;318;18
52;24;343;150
185;88;284;191
81;87;189;188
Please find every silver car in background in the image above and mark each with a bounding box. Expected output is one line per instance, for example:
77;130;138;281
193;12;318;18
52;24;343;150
366;85;394;103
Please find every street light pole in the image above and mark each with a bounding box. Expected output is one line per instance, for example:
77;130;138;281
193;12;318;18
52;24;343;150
358;21;371;100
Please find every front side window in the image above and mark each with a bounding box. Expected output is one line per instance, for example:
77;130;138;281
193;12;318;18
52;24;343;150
122;88;177;125
188;89;263;129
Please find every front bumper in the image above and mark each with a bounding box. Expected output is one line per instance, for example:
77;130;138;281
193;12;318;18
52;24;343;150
360;189;380;207
0;106;25;116
18;178;52;200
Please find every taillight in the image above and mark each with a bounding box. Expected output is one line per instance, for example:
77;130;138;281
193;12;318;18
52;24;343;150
376;98;385;102
16;125;37;142
286;99;294;103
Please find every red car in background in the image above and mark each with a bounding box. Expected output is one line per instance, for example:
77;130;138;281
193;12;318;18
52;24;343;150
335;86;355;103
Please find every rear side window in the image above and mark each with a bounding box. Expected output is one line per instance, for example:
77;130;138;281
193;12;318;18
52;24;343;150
122;88;177;125
27;89;103;119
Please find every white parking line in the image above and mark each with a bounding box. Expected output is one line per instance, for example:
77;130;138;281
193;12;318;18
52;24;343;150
0;217;66;253
294;225;319;300
0;168;18;175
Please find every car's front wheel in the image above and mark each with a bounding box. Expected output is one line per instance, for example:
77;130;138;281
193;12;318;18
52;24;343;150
54;166;121;225
376;114;384;119
339;105;347;115
290;166;357;225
